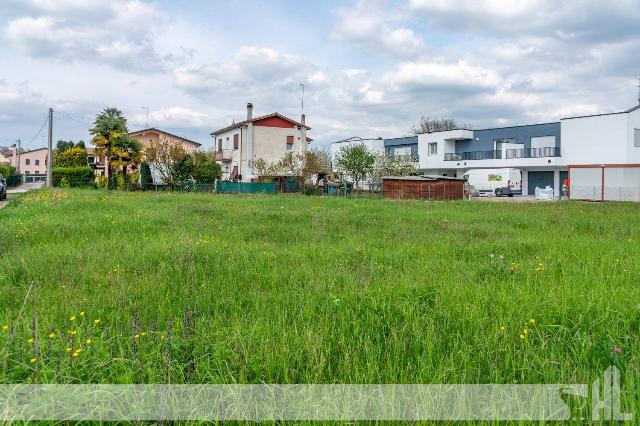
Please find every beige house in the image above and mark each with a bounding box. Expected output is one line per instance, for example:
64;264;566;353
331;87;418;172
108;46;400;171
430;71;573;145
211;103;311;181
128;128;201;153
1;146;48;181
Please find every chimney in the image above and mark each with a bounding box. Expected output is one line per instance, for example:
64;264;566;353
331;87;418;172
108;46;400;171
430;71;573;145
247;102;253;121
301;113;306;126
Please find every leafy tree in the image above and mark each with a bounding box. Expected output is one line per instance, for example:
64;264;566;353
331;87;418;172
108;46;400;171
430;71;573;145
409;117;472;135
334;143;375;191
56;140;86;151
191;152;222;183
90;108;141;186
53;146;88;167
250;151;329;188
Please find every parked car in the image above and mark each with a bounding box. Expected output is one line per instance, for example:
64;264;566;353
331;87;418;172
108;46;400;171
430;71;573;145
0;173;6;200
461;168;522;197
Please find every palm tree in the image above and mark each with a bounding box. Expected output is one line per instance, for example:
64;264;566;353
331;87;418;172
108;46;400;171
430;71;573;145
90;108;141;187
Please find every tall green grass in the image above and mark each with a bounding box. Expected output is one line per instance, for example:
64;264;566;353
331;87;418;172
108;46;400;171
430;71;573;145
0;189;638;401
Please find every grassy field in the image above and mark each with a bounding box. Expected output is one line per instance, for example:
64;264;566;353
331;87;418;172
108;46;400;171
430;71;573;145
0;189;638;395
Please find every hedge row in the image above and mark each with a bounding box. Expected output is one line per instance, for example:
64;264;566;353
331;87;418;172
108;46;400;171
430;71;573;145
52;166;95;187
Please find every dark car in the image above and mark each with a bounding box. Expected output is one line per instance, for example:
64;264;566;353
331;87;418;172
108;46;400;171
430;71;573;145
0;173;7;200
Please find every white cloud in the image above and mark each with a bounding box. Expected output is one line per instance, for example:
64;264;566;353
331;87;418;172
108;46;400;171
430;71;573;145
332;0;424;57
132;107;209;128
2;0;172;72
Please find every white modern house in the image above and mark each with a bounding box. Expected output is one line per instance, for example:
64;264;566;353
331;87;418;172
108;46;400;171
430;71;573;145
375;100;640;201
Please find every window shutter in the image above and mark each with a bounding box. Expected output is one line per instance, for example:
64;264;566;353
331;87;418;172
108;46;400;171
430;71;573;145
286;136;294;145
233;134;239;150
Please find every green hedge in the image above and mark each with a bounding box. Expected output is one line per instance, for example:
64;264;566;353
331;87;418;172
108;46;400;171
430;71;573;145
52;166;95;187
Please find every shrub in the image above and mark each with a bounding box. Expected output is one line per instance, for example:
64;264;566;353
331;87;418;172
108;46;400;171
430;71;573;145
0;163;16;178
301;183;323;196
52;146;88;167
52;166;94;187
96;175;108;190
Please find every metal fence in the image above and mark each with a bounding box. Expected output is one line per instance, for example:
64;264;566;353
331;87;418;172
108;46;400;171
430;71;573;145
217;181;276;194
570;186;640;202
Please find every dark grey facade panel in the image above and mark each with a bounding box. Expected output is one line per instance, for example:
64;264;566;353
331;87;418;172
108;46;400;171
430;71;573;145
454;122;561;153
384;136;418;147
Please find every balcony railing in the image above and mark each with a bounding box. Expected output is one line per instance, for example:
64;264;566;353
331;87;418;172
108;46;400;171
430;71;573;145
505;146;561;159
390;154;419;162
214;149;233;161
444;147;561;161
444;150;501;161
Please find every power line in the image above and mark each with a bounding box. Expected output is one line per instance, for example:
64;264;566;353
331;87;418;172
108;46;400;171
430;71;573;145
22;115;50;148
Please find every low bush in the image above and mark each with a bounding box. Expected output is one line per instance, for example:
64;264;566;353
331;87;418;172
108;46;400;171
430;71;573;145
52;166;95;187
301;183;324;196
0;163;16;178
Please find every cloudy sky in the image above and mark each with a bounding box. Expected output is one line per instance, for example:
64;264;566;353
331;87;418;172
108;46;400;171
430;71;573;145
1;0;639;150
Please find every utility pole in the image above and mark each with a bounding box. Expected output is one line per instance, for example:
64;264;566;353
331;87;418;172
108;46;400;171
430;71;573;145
47;108;53;188
16;139;21;175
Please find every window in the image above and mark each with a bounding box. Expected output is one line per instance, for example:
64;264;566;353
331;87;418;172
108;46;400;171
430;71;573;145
25;171;30;175
87;156;95;164
428;143;437;155
286;136;294;151
635;129;640;147
218;139;222;151
35;160;40;166
35;170;39;174
233;134;239;150
25;159;30;165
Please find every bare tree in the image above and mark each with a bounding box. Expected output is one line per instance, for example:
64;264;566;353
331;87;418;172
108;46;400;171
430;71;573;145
144;138;189;187
409;117;472;135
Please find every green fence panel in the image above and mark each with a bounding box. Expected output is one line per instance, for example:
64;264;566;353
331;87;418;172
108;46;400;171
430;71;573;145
217;181;276;194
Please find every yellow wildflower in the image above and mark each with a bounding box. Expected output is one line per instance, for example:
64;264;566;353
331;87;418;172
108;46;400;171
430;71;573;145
2;325;8;332
74;348;82;353
85;339;92;345
30;357;37;363
140;332;147;336
500;326;505;332
27;338;34;344
93;319;101;325
72;352;80;357
69;315;76;321
80;312;85;317
529;319;536;325
523;328;529;335
160;335;165;340
66;347;72;353
134;334;140;339
68;329;77;335
48;332;56;339
520;334;526;340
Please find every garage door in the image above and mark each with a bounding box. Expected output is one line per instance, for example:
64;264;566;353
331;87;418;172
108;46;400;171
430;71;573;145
528;171;554;195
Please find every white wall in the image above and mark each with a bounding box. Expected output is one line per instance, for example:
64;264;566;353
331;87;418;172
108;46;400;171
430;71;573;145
561;113;629;164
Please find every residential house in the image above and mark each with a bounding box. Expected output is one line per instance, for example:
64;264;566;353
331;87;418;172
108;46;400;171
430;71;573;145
211;103;311;181
126;128;202;184
128;128;201;153
380;102;640;200
1;146;48;182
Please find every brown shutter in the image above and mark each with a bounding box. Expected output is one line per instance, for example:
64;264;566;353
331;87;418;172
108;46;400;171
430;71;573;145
286;136;294;145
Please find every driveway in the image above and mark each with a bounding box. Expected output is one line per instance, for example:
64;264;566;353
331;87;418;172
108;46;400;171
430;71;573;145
1;182;45;209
